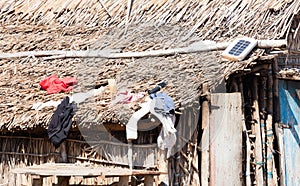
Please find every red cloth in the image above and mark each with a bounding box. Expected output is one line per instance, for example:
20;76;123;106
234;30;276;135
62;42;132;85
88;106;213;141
39;75;77;94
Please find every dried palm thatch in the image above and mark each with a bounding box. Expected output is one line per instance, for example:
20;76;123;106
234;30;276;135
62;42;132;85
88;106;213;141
0;0;299;41
0;24;264;130
0;0;296;130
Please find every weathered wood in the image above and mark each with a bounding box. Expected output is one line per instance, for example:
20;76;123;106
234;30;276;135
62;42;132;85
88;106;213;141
201;83;210;186
253;77;264;186
60;141;68;163
266;71;277;185
209;93;243;186
127;140;133;170
57;176;70;186
118;176;129;186
274;124;286;186
144;175;154;186
156;149;168;186
12;163;166;177
0;40;286;59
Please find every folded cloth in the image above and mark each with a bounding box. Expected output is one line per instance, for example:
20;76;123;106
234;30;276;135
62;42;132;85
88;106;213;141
39;74;77;94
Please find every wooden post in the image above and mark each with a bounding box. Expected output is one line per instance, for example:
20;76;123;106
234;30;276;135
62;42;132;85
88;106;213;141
60;141;68;163
32;176;42;186
144;175;154;186
253;77;264;186
157;149;168;185
128;140;133;170
118;176;129;186
238;77;251;186
201;83;210;186
274;124;286;186
259;76;267;182
266;67;277;185
57;176;70;186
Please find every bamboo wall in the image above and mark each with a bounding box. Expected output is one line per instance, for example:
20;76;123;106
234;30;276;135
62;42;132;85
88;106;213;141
0;129;160;186
226;61;280;186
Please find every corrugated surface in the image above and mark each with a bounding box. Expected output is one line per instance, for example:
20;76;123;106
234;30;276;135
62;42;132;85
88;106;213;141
279;80;300;186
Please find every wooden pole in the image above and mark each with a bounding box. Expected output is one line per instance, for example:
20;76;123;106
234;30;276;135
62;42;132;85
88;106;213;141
201;83;210;186
273;58;285;186
253;77;264;186
0;40;286;59
60;141;68;163
266;66;277;186
259;76;267;182
118;176;129;186
238;77;251;186
127;140;133;170
144;175;154;186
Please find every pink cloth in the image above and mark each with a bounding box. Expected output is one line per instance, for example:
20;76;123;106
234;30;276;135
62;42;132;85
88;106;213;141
39;75;77;94
111;90;145;105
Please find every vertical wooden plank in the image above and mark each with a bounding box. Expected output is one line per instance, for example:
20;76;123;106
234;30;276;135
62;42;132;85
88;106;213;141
201;83;210;186
209;93;243;186
279;80;300;186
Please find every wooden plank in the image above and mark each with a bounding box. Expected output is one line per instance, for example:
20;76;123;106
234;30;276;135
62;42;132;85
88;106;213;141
209;93;243;186
11;163;166;177
279;80;300;185
201;83;210;186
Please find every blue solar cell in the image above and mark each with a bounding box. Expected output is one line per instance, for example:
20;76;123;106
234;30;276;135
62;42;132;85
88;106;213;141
228;40;251;56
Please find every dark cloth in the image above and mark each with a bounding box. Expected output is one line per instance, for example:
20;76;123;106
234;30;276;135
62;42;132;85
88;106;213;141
47;96;77;148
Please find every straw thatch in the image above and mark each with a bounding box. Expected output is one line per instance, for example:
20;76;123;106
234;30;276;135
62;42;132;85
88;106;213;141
0;0;297;130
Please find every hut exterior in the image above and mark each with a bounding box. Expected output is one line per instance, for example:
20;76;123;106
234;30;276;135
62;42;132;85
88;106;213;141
0;0;299;185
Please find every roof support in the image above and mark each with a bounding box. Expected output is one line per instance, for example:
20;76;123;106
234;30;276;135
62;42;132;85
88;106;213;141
0;40;286;60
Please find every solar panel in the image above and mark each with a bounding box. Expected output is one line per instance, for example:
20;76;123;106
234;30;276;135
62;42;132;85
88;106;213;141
222;38;257;61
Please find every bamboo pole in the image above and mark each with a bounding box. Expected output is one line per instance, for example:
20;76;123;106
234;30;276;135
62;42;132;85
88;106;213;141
266;66;277;186
253;77;264;186
259;76;267;182
0;40;286;59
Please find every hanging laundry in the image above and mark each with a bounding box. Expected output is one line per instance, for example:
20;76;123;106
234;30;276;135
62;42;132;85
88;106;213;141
48;96;77;148
39;74;77;94
111;90;145;105
149;92;175;116
126;93;176;158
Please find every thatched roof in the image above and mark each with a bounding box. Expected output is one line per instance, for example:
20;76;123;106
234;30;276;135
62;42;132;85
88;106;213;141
1;0;296;131
1;0;299;42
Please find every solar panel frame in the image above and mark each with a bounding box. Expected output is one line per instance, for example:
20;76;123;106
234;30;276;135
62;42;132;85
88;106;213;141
222;38;257;61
